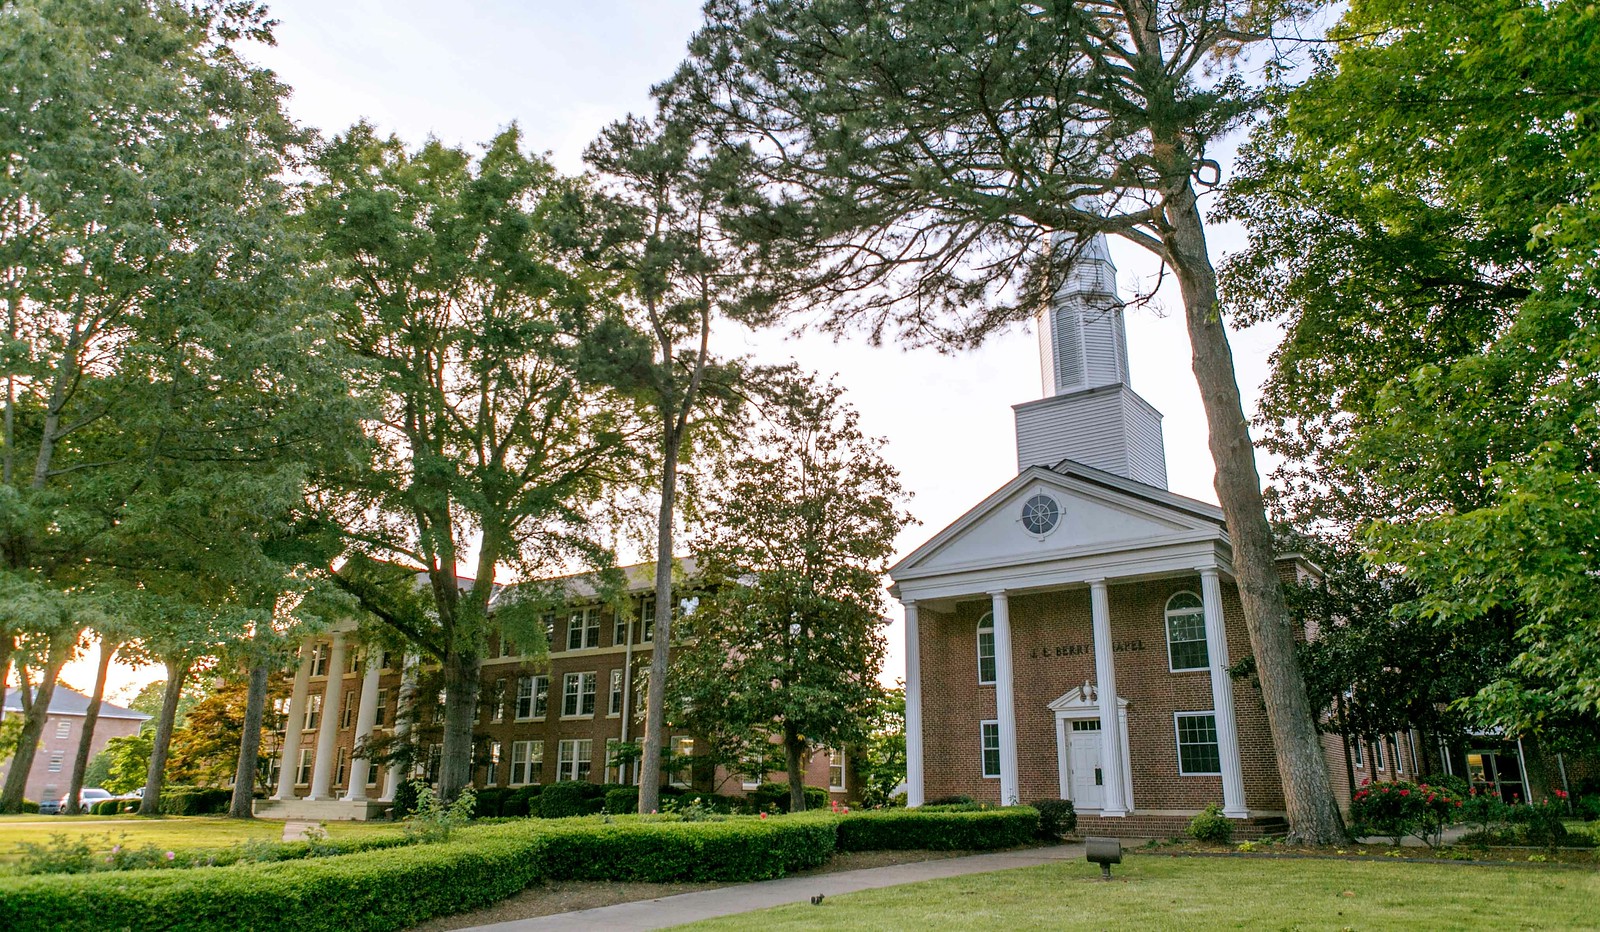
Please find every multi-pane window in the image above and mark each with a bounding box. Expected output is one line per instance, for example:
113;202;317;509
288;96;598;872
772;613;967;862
566;607;601;650
1165;592;1210;671
485;741;502;786
297;748;314;785
640;597;657;643
515;675;547;720
605;738;624;784
828;748;846;791
310;643;329;677
542;613;557;648
1376;739;1387;771
304;695;323;731
670;735;694;787
346;649;361;675
1352;739;1364;767
489;678;506;723
980;721;1001;778
48;751;63;773
1175;713;1221;775
976;613;997;684
633;668;650;721
608;669;624;716
56;720;70;739
374;687;389;727
340;691;356;729
424;745;441;783
498;633;517;659
510;740;544;785
335;747;349;785
563;672;597;717
613;608;631;647
557;739;592;782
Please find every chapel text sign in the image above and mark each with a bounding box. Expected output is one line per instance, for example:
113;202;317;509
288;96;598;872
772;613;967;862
1028;639;1145;660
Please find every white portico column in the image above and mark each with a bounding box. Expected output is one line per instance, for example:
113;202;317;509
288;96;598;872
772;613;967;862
307;633;346;800
342;649;383;802
272;640;314;800
903;600;926;808
988;590;1020;806
382;653;419;801
1089;578;1129;816
1200;567;1248;818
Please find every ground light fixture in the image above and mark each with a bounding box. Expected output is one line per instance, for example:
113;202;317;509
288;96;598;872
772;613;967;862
1085;836;1123;880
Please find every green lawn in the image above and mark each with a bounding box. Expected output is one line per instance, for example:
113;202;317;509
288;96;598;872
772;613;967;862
0;814;405;864
680;855;1600;931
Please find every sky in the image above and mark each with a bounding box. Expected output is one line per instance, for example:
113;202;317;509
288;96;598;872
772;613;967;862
63;0;1288;701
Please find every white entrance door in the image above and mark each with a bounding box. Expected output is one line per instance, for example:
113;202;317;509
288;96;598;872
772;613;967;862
1068;721;1104;810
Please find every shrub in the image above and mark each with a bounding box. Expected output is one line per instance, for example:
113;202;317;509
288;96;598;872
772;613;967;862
159;786;231;816
19;799;40;814
473;788;512;819
1460;788;1507;836
1506;797;1568;849
749;782;827;813
1349;780;1462;847
925;794;974;807
604;787;639;815
403;783;475;843
389;780;420;821
1031;799;1076;839
834;807;1038;851
89;800;121;816
536;781;595;818
502;785;541;818
0;816;839;932
1186;803;1233;844
1574;795;1600;822
1428;774;1471;797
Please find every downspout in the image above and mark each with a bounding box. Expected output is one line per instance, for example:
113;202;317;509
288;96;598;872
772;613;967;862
619;609;634;784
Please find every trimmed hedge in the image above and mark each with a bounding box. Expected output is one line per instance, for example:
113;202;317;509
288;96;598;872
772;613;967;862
536;781;604;818
0;816;838;932
160;787;232;816
749;782;827;813
604;786;638;814
1031;799;1076;839
502;785;541;818
835;806;1039;851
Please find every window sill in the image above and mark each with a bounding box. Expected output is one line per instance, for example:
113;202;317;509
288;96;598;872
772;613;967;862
559;714;595;721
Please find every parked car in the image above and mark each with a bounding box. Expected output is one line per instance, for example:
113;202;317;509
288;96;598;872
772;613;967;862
52;787;113;814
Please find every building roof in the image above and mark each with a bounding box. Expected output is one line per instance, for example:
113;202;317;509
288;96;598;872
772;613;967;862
2;685;150;721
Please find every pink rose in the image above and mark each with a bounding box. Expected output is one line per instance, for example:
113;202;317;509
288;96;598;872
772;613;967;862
165;851;175;860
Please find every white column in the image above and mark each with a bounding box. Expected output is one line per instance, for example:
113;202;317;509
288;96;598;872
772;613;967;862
988;590;1020;806
272;641;314;800
382;653;419;801
1200;566;1248;818
342;648;383;802
903;600;925;808
307;633;346;800
1089;578;1128;816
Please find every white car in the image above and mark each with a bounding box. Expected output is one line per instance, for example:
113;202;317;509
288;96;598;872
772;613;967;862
55;787;113;814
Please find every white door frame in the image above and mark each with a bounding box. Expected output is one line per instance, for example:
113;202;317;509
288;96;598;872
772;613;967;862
1050;686;1134;812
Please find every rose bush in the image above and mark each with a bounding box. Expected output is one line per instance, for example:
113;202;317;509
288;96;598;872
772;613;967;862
1349;779;1463;847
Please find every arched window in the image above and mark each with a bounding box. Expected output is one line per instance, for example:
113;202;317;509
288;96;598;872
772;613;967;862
976;612;997;685
1165;592;1209;672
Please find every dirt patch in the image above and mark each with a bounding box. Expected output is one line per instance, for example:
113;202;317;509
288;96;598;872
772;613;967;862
410;849;991;930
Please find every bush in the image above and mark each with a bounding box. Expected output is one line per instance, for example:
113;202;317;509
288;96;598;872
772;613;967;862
536;781;596;819
1506;797;1568;849
834;807;1038;851
89;800;119;816
0;816;839;932
473;788;512;819
19;799;40;814
502;785;541;818
1186;803;1233;844
159;786;232;816
1349;780;1462;847
924;794;973;807
1031;799;1076;839
604;787;638;815
1428;773;1471;797
389;780;420;821
748;782;828;813
1574;795;1600;822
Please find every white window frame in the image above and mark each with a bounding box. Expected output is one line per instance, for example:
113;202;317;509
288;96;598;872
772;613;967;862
485;741;503;786
557;738;592;782
310;643;329;677
1376;739;1387;771
340;690;356;729
304;694;322;731
510;739;544;786
1352;738;1364;768
490;678;505;723
374;687;389;727
566;606;601;651
1394;734;1405;774
608;669;624;717
980;720;1001;778
605;738;624;784
562;671;597;718
976;612;996;685
1164;591;1210;673
334;746;349;786
47;751;64;773
612;607;630;647
1174;711;1222;776
56;720;71;739
827;748;846;792
669;735;694;787
296;747;314;785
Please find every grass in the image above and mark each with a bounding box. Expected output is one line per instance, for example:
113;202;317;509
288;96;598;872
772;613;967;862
678;854;1600;931
0;813;405;865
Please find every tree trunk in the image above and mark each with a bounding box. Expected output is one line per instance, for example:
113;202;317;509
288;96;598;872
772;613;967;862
638;428;680;814
0;632;72;811
139;659;191;816
228;656;271;818
1161;178;1349;845
437;645;481;801
65;638;117;814
783;722;807;813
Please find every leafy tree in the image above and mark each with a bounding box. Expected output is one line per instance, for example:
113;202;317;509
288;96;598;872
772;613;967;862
671;377;909;811
856;686;907;808
663;0;1349;840
583;114;763;812
1220;0;1600;739
310;124;644;800
168;673;287;788
102;730;154;796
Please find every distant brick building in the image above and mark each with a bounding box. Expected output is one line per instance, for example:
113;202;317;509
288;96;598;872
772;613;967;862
0;687;148;805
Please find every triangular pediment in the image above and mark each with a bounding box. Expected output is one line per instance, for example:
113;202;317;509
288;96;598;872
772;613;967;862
1048;685;1129;713
891;465;1225;580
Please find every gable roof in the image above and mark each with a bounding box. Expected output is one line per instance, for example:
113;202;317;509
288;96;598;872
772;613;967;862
889;458;1230;593
2;686;149;721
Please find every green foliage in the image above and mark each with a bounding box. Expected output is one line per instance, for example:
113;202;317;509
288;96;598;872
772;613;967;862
402;782;475;843
604;786;639;815
535;781;604;819
18;799;39;814
0;817;837;931
13;829;416;876
1505;798;1569;850
833;807;1039;852
502;785;542;819
1187;804;1235;845
748;783;826;814
1030;800;1077;840
856;688;906;809
100;732;153;795
472;788;513;819
924;795;974;807
1574;795;1600;823
157;786;232;817
1349;781;1463;847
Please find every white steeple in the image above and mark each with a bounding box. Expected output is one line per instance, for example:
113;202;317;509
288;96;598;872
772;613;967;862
1014;231;1169;488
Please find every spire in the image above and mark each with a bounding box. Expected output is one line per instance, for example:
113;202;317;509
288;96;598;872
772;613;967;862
1036;230;1130;396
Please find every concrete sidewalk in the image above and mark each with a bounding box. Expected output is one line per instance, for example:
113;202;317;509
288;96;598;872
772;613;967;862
461;843;1087;932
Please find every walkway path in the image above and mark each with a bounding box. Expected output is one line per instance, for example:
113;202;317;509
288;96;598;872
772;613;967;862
461;843;1087;932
